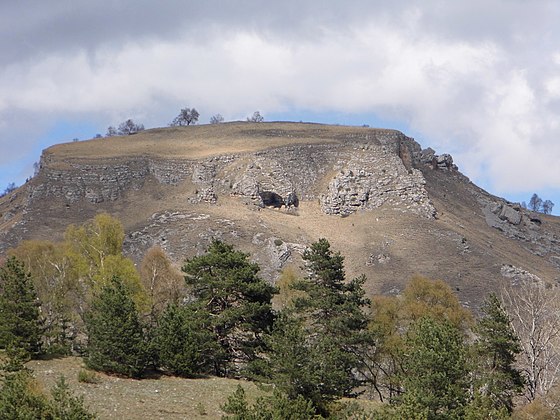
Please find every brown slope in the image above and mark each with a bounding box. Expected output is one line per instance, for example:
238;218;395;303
0;122;558;308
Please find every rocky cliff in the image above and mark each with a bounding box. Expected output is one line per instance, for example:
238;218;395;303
1;122;559;306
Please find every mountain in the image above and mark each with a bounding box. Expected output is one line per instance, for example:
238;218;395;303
1;121;559;308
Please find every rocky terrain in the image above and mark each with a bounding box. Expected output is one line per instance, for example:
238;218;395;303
1;122;559;307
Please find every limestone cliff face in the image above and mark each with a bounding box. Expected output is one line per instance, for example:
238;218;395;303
1;122;559;305
28;127;434;218
32;156;193;204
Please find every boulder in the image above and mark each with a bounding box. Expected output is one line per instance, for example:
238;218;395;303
433;154;454;170
499;205;522;225
285;191;299;208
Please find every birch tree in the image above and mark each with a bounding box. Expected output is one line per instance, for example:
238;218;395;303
502;278;560;400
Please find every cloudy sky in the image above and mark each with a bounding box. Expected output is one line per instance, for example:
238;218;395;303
1;0;559;214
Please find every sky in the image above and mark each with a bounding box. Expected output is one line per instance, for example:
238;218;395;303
1;1;559;214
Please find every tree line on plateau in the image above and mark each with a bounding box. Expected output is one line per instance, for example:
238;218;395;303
1;214;560;418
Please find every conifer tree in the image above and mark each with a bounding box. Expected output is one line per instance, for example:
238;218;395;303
0;257;42;357
182;240;276;376
48;376;97;419
268;238;372;414
155;303;218;376
0;369;50;419
397;317;469;419
473;293;524;414
0;370;96;419
85;275;147;377
222;385;316;420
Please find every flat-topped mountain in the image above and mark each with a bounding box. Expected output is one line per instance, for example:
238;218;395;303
1;122;559;307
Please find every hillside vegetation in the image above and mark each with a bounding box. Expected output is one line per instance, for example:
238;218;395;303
1;213;559;418
1;122;560;418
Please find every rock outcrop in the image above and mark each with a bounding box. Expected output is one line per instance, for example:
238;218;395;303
1;122;558;304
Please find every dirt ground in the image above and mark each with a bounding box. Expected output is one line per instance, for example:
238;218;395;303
28;357;262;419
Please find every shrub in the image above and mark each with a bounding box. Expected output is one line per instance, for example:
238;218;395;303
77;369;101;384
222;385;316;420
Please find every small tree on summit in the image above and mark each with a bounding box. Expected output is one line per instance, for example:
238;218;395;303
247;111;264;123
105;126;118;137
210;113;224;124
527;193;554;214
117;119;144;135
170;107;199;126
2;182;17;197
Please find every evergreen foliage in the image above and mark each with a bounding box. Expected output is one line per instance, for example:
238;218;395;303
85;276;148;378
154;303;218;376
397;317;469;419
0;369;50;419
0;370;95;419
182;240;276;376
222;385;316;420
0;257;43;357
473;293;524;414
48;375;97;419
267;238;372;415
265;314;320;402
365;276;473;402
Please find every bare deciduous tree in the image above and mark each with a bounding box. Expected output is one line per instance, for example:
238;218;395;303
140;246;184;320
543;200;555;215
117;119;145;135
247;111;264;122
105;126;118;137
502;278;560;400
210;113;224;124
529;193;543;212
170;107;199;126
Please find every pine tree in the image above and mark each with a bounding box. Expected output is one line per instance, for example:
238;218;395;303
397;317;469;419
182;240;276;376
154;304;219;377
48;376;97;419
85;276;148;377
0;369;50;419
222;385;316;420
0;257;42;357
268;239;372;414
0;370;96;419
472;293;524;414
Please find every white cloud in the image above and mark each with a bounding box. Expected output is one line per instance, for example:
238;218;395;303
0;1;559;204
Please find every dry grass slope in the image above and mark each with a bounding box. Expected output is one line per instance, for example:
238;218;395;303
1;121;559;309
28;357;263;419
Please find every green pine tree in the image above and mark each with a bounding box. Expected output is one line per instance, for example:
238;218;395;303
0;257;43;357
155;303;219;376
85;275;148;378
48;376;97;419
267;239;372;415
182;240;276;376
0;369;96;419
471;293;524;414
222;385;317;420
0;369;50;419
397;317;469;420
